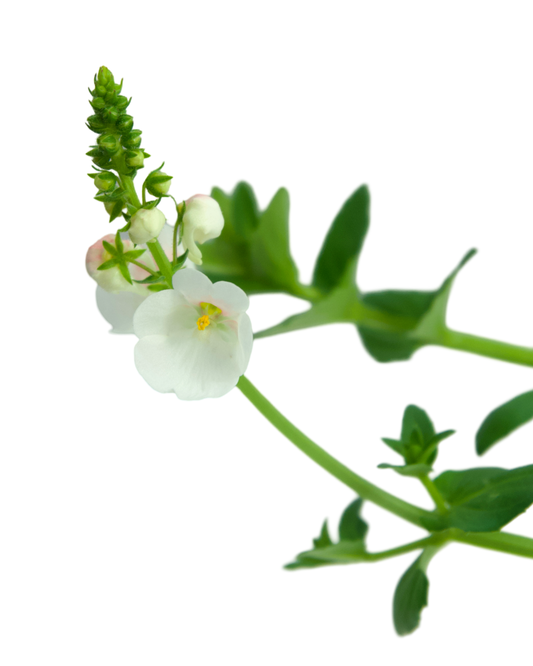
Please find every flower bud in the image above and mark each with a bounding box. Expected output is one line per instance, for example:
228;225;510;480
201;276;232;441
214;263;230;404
86;114;106;133
115;95;130;110
104;200;124;216
181;195;224;265
128;207;166;245
103;106;120;123
125;149;145;168
97;133;120;154
97;66;114;89
86;234;140;294
122;130;142;149
90;96;106;110
145;170;172;197
117;114;134;133
94;171;117;192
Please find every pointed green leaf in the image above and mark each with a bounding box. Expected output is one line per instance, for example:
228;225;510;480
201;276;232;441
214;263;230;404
381;438;406;456
123;249;146;261
476;390;533;455
117;262;132;284
434;465;533;531
312;185;370;293
97;259;117;271
102;240;117;256
393;555;429;636
312;521;333;549
402;405;435;448
232;181;259;238
338;498;368;542
358;250;476;362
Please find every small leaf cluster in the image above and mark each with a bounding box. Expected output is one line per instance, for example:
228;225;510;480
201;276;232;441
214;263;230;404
285;498;368;569
379;405;455;477
97;231;146;285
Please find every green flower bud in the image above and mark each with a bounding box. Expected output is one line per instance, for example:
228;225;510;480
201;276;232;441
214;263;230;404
97;133;120;154
103;106;120;123
115;95;130;110
145;170;172;196
93;154;112;169
94;84;107;97
94;171;117;192
116;114;134;133
125;149;145;168
97;66;114;88
104;200;125;218
122;130;142;149
90;97;106;110
86;114;106;133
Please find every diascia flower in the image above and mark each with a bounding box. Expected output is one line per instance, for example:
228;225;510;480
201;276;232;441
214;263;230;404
133;269;253;400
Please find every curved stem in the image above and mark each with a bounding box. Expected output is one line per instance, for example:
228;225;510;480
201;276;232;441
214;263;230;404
129;259;158;277
452;529;533;559
435;328;533;367
364;532;450;563
237;375;439;530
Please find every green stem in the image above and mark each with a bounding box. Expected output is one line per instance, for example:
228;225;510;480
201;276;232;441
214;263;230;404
436;328;533;368
146;239;174;288
129;259;158;277
237;375;439;530
120;174;142;209
452;529;533;559
419;476;448;514
363;532;449;563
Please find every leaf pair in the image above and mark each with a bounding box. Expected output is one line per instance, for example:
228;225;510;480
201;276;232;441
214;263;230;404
285;498;368;570
380;405;455;477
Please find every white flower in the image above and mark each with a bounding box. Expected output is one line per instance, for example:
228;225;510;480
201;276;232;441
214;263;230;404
128;207;166;245
133;269;253;400
181;194;224;265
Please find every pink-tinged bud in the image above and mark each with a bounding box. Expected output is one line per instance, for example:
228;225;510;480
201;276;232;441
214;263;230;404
86;235;145;294
181;195;224;265
128;207;166;245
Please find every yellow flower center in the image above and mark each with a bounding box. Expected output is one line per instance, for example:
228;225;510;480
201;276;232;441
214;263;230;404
197;315;211;331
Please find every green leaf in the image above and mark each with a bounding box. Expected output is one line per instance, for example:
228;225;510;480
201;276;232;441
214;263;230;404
102;240;117;256
123;249;146;261
97;259;117;271
312;185;370;293
254;261;358;339
434;465;533;531
381;438;406;456
117;262;132;285
401;405;435;448
249;187;299;289
285;497;368;570
147;284;170;292
312;521;333;549
393;554;429;636
133;273;165;285
476;390;533;455
378;463;433;478
357;249;476;362
338;498;368;542
232;181;259;238
200;183;300;295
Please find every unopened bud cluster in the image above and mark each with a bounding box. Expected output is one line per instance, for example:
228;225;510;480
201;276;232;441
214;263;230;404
86;66;149;174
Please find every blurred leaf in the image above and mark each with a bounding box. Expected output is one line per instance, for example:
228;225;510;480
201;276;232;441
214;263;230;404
434;465;533;531
476;390;533;455
286;497;369;570
312;185;370;293
393;554;429;636
200;183;299;294
358;249;476;362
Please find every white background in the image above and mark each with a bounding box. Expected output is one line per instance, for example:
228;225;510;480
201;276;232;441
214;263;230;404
2;1;533;664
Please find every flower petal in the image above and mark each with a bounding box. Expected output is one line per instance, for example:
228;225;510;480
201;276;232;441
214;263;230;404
133;290;193;338
134;324;246;399
211;280;250;316
238;313;253;372
96;287;146;334
172;269;214;305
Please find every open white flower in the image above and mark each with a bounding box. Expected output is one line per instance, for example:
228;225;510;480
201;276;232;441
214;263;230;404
181;194;224;265
133;269;252;400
